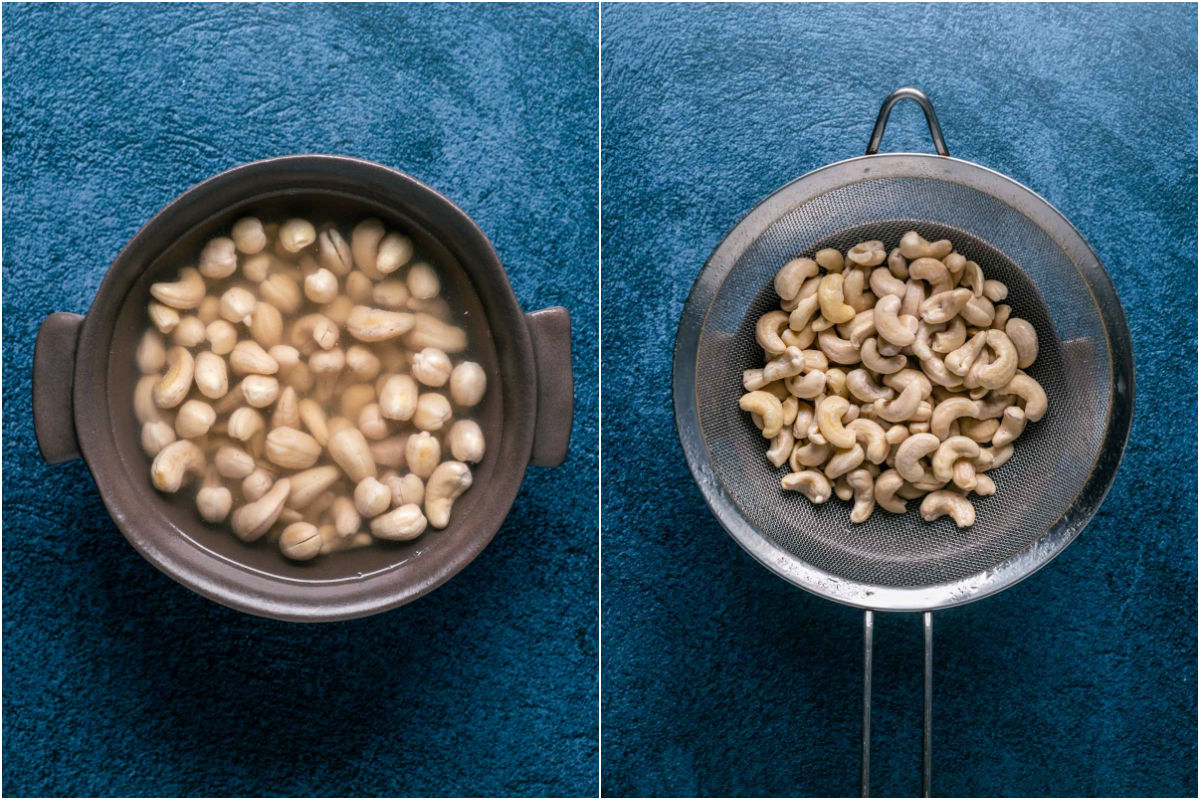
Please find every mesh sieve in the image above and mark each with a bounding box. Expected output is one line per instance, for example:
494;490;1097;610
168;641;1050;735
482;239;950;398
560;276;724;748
674;138;1133;613
673;88;1135;796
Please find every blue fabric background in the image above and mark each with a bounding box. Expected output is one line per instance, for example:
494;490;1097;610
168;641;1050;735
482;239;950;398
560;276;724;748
3;3;597;796
601;3;1196;797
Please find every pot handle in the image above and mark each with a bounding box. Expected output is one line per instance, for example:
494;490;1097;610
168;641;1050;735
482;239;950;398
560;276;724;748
33;312;85;464
525;306;573;467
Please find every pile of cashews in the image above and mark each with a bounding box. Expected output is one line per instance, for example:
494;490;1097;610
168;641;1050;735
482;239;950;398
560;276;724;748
739;232;1047;528
136;216;487;560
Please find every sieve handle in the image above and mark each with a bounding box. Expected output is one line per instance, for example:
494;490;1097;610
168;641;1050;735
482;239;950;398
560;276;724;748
866;88;949;157
861;610;934;798
525;306;573;467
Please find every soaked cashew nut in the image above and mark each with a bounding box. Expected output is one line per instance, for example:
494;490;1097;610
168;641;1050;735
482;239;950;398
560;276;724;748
846;469;875;523
873;381;923;423
845;418;888;464
945;331;987;376
279;522;323;561
930;397;980;440
824;444;865;479
846;240;886;267
781;470;832;503
775;258;819;302
1002;373;1048;422
845;369;893;404
874;470;908;513
374;233;413;276
815;395;855;449
346;306;415;342
740;391;784;439
151;440;205;492
899;231;952;260
150;267;206;309
861;338;906;374
962;295;995;327
328;427;376;482
817;330;860;365
199;237;238;279
153;347;195;409
992;406;1027;447
920;288;972;324
1005;319;1038;369
230;478;291;542
873;295;917;347
424;461;472;529
317;227;353;275
931;436;981;483
371;504;428;540
920;490;975;528
894;433;941;483
972;330;1018;390
932;317;966;354
818;274;856;324
405;313;468;353
755;310;790;355
765;429;794;468
869;267;907;299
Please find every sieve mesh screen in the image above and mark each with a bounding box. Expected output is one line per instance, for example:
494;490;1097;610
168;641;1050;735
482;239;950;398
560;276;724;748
694;177;1111;588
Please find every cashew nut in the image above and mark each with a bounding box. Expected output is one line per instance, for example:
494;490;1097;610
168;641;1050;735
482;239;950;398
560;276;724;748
931;436;981;483
814;395;855;449
371;504;428;540
920;288;972;324
424;461;472;529
1002;373;1048;422
740;391;785;439
920;490;975;528
781;470;832;503
932;317;966;353
153;347;195;409
1005;318;1038;368
872;295;917;347
874;470;908;513
899;231;952;260
874;381;923;423
845;418;888;464
861;338;906;374
846;240;886;267
150;267;206;310
894;433;941;483
818;273;856;324
230;478;291;542
846;469;875;523
151;440;205;492
775;258;819;302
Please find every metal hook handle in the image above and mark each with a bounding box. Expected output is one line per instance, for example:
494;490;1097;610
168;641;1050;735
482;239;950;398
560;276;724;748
865;87;949;157
861;610;934;797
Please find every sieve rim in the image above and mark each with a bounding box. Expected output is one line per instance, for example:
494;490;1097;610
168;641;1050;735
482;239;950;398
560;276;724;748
673;152;1135;612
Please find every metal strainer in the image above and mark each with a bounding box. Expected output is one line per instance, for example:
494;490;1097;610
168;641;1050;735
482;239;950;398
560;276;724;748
673;88;1134;795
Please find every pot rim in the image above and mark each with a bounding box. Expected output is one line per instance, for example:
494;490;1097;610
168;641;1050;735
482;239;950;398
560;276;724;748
73;154;537;621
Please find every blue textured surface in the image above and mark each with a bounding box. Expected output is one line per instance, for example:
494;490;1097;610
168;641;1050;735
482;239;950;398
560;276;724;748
3;3;597;796
601;3;1196;797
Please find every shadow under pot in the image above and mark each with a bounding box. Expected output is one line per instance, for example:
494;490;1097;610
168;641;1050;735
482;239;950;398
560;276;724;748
33;155;573;622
